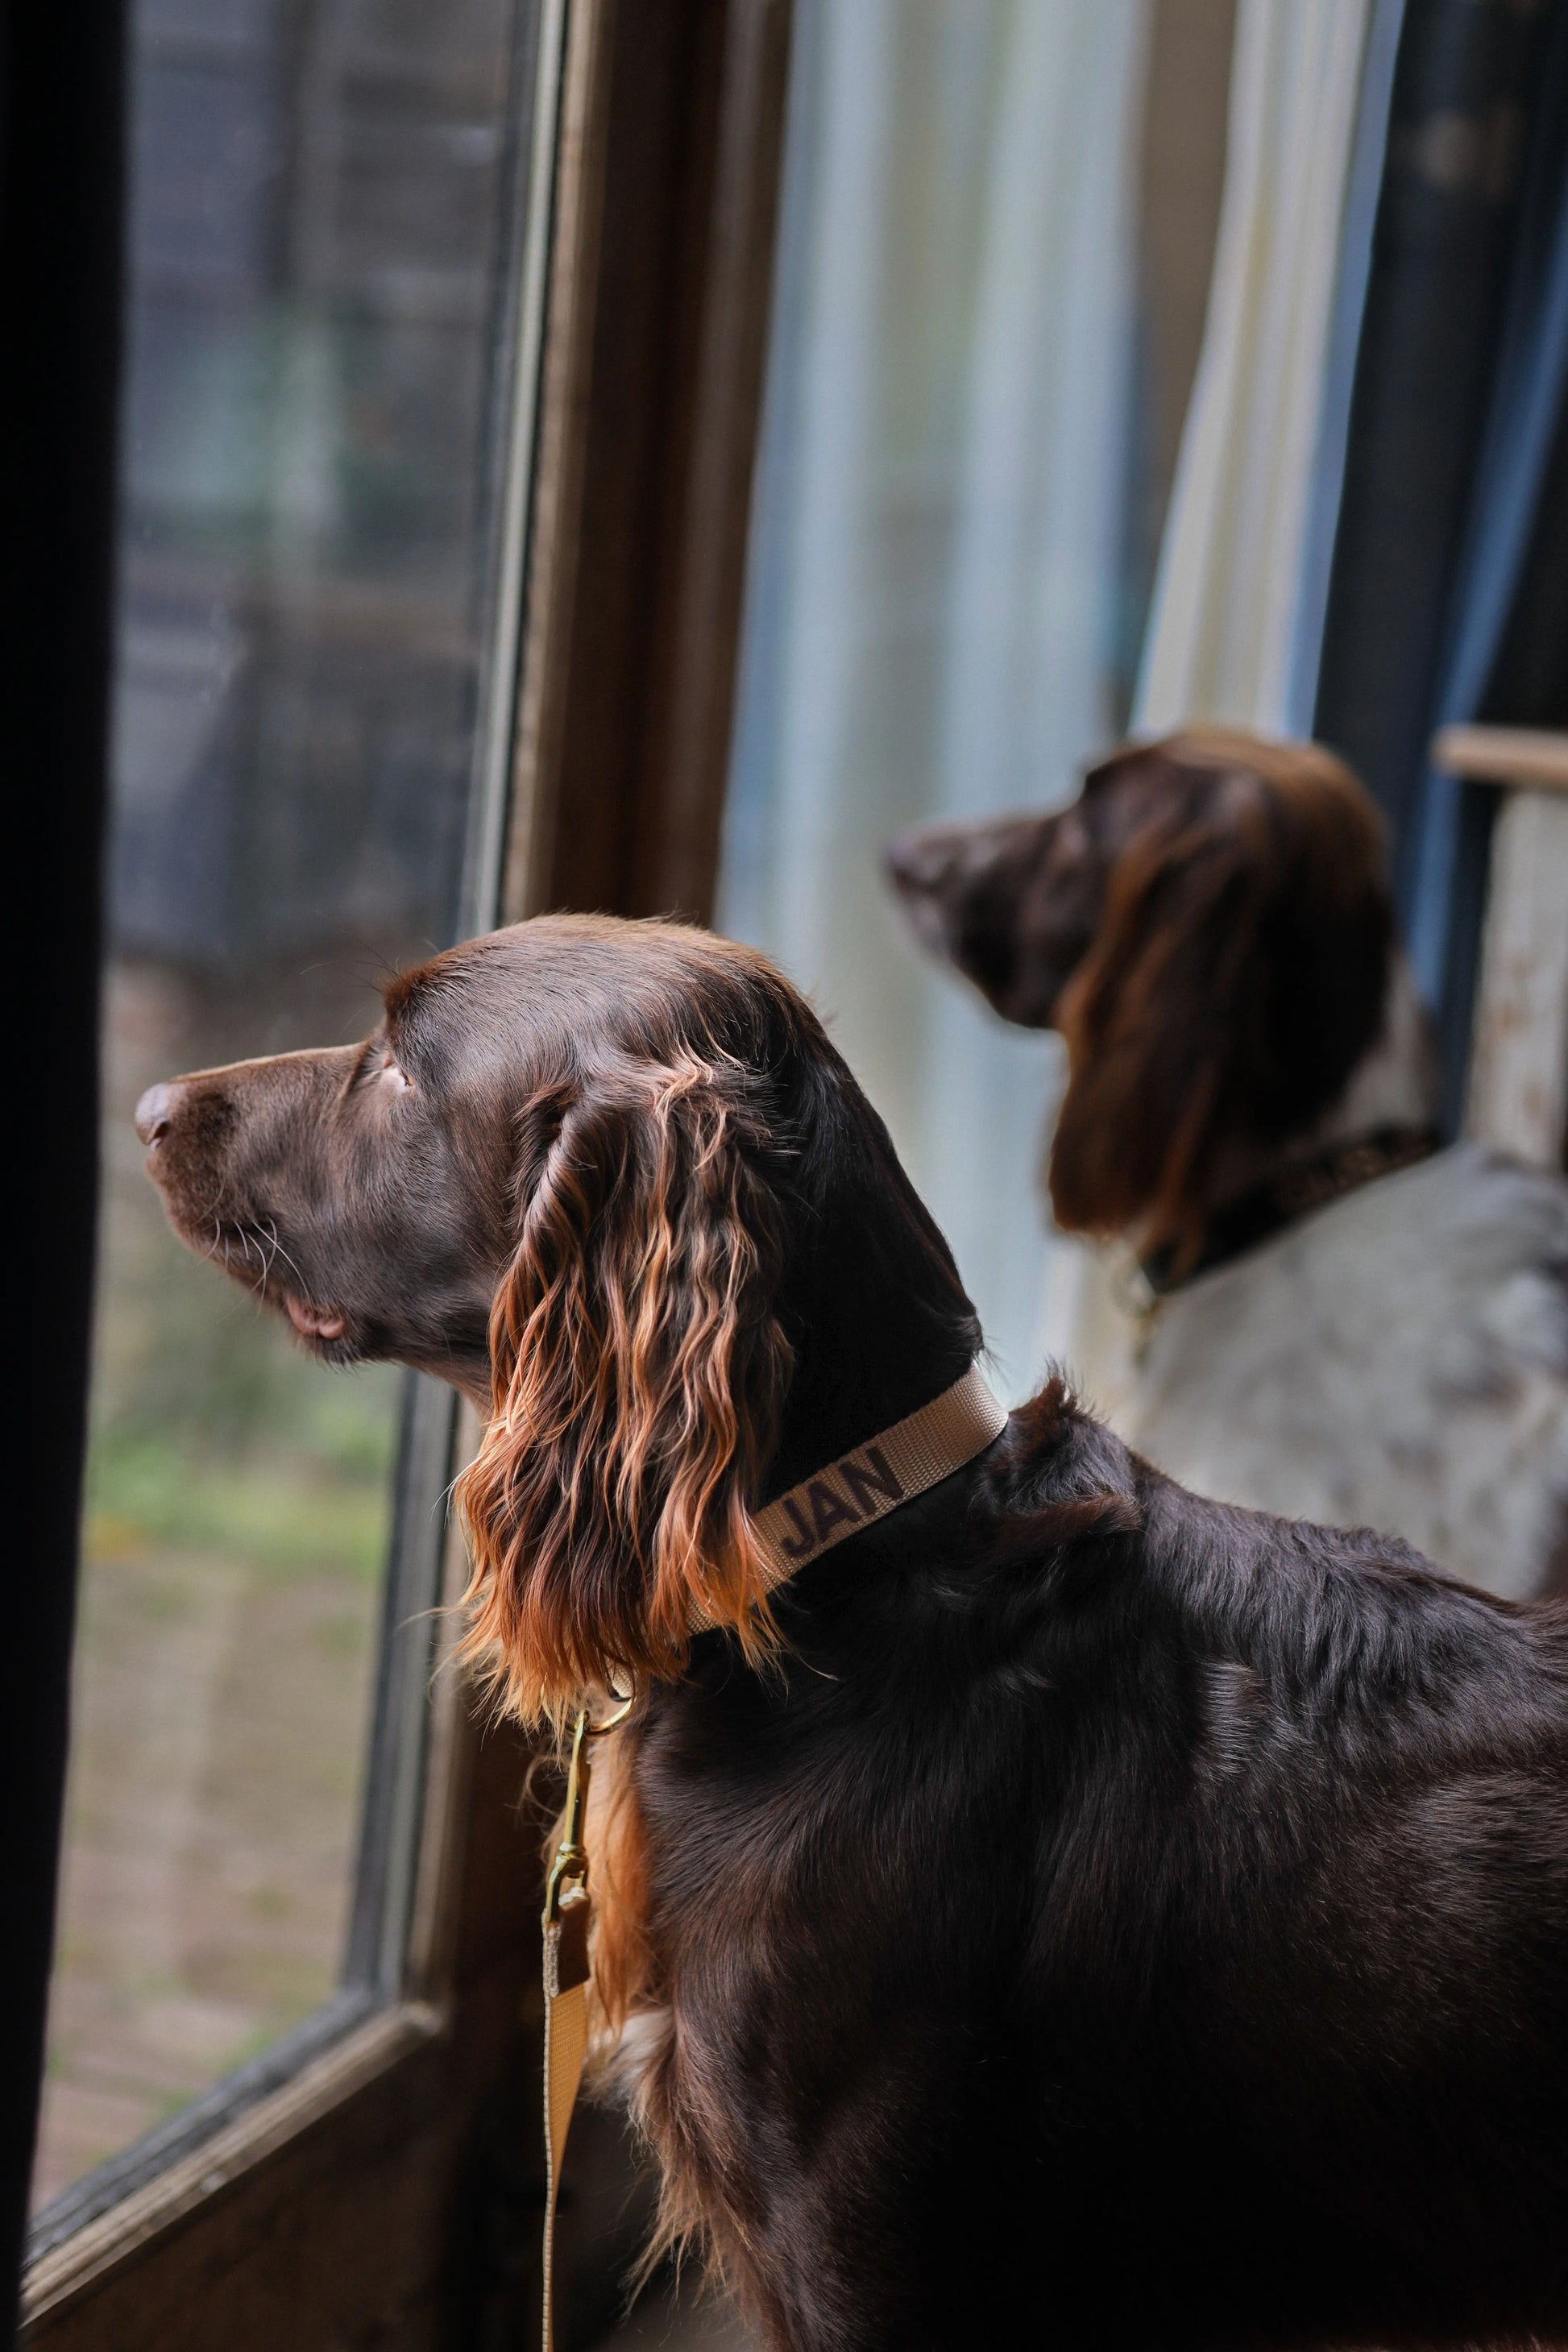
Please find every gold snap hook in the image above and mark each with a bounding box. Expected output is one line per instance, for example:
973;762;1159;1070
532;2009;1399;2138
541;1689;633;1932
584;1686;634;1736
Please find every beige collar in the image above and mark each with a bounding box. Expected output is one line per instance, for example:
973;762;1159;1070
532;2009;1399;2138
752;1361;1009;1587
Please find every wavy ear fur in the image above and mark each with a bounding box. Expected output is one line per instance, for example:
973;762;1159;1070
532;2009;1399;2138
1048;742;1392;1264
456;1055;792;1723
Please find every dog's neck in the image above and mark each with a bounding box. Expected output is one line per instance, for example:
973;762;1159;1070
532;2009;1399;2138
761;1093;982;1504
1195;953;1439;1222
1302;952;1439;1150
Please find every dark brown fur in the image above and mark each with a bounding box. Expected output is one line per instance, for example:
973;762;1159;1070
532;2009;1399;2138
885;728;1394;1263
140;914;1568;2352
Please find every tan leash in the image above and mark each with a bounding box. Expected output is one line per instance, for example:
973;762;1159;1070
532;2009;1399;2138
536;1362;1009;2347
541;1693;630;2351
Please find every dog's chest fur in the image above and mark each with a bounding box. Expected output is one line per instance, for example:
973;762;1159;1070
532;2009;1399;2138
1127;1142;1568;1596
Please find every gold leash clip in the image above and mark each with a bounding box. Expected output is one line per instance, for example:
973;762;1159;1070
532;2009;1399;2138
542;1710;593;1945
540;1691;633;2352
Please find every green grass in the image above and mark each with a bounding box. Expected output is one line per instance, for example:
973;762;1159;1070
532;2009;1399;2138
83;1417;396;1581
84;1188;402;1579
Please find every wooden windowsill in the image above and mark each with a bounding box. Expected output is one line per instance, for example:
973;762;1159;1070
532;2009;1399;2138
22;2001;444;2333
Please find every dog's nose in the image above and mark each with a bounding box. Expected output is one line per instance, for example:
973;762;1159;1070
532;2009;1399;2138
135;1081;177;1146
883;828;953;901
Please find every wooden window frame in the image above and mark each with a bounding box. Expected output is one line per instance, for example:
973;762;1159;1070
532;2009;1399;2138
20;2;792;2344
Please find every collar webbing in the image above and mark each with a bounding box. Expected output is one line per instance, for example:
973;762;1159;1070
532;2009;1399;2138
1135;1123;1441;1304
750;1360;1009;1587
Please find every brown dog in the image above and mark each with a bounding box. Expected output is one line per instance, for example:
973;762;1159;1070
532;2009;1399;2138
139;913;1568;2351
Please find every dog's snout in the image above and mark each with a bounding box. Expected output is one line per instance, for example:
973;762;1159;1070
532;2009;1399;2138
883;828;952;901
135;1081;178;1146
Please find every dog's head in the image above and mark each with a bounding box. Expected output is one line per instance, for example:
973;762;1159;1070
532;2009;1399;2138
886;728;1395;1260
137;915;977;1717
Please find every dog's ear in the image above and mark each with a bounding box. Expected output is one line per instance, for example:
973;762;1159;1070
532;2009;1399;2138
455;1057;792;1722
1047;749;1392;1263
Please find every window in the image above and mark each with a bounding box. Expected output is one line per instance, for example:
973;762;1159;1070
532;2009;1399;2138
33;0;549;2238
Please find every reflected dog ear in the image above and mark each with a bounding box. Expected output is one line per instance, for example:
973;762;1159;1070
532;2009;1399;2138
1047;753;1392;1265
455;1057;792;1724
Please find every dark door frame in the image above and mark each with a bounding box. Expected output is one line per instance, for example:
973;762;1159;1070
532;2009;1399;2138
2;0;129;2335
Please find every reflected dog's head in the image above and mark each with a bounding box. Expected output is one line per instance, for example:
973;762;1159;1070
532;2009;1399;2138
885;728;1395;1260
136;915;978;1717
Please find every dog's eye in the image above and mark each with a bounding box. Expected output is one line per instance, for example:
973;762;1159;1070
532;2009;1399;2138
371;1043;413;1094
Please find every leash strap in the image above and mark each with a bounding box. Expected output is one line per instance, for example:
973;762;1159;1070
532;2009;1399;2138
541;1708;595;2352
537;1361;1008;2342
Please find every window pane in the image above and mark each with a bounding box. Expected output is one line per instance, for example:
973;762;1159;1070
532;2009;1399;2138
34;0;529;2209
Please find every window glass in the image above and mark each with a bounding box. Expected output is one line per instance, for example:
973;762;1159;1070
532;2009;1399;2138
34;0;529;2209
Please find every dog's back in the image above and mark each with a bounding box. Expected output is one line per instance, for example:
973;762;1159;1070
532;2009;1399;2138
625;1387;1568;2350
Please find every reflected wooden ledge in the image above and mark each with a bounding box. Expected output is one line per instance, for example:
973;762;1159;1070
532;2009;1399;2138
1433;722;1568;793
1433;724;1568;1174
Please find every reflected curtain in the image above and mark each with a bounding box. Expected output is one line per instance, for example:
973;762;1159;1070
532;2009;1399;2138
1052;0;1396;1419
1135;0;1388;732
1359;4;1568;1114
1316;0;1568;1051
719;0;1150;1396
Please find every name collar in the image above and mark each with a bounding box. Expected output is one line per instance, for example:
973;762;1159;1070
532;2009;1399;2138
751;1361;1009;1588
